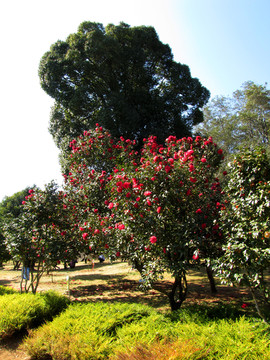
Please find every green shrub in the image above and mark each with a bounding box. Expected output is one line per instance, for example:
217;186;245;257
112;339;207;360
24;302;161;360
0;285;18;295
167;302;251;323
0;290;70;338
23;302;270;360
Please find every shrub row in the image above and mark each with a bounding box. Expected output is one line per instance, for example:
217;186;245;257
0;288;70;338
23;302;270;360
0;285;18;296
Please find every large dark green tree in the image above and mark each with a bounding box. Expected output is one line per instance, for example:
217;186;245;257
39;21;210;149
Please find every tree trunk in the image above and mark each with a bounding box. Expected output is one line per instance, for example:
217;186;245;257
133;260;188;311
168;273;187;311
206;264;217;294
250;286;269;323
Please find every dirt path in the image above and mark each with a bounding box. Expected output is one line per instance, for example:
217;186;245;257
0;332;30;360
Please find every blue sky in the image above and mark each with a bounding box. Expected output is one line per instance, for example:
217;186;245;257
0;0;269;201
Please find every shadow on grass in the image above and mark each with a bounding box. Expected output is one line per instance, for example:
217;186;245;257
69;279;169;309
0;279;13;287
71;273;127;282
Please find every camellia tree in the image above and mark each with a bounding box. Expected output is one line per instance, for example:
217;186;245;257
214;148;270;322
4;181;80;293
0;187;34;268
63;125;225;310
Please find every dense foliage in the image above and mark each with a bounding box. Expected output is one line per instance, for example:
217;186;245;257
39;21;210;149
23;301;270;360
0;290;70;338
0;187;34;265
214;148;270;321
3;182;80;293
63;126;225;309
196;81;270;156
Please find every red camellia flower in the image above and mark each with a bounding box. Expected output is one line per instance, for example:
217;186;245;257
108;202;114;209
116;252;121;257
94;229;100;234
185;149;194;157
218;149;223;155
157;206;162;214
144;191;152;197
201;223;207;229
201;157;207;163
82;233;88;240
192;254;199;260
165;165;171;173
123;182;131;189
196;209;202;214
22;201;26;205
150;236;157;244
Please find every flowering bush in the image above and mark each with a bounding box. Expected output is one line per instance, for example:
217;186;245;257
63;126;225;309
4;181;79;293
214;148;270;321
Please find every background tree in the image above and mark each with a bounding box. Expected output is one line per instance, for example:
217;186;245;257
195;81;270;157
3;182;79;293
0;187;34;267
214;148;270;322
39;21;210;150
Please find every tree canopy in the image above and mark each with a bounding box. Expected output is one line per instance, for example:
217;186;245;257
3;182;80;293
62;126;225;310
39;21;210;149
196;82;270;156
0;187;35;265
214;148;270;321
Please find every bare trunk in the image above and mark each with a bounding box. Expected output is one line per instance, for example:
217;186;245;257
206;264;217;294
132;260;188;311
250;286;268;323
168;273;187;311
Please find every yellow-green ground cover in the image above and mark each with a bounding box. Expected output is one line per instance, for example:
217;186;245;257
0;261;269;359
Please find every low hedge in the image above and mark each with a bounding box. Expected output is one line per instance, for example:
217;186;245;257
0;290;70;338
23;302;270;360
